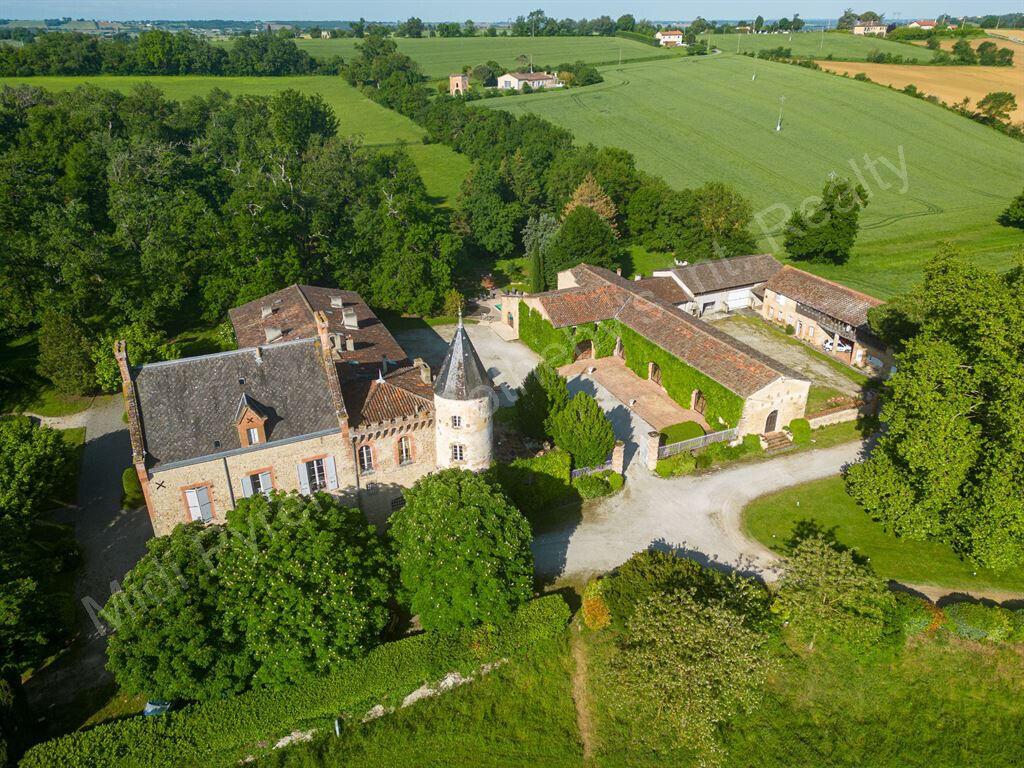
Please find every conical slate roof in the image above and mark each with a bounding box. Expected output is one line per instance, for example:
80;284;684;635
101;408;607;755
433;318;493;400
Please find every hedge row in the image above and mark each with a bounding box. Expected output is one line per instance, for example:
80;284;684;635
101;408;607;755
19;595;570;768
944;602;1024;643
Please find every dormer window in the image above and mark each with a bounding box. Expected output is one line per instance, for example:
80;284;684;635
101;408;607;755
235;394;268;447
246;427;260;445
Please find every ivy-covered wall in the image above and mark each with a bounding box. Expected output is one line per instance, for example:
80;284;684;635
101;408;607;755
517;301;745;427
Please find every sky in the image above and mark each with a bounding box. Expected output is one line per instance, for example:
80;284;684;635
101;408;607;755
2;2;1018;22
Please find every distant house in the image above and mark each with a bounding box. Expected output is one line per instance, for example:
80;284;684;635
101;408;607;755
651;253;782;317
655;29;684;46
853;22;887;36
907;20;937;30
760;266;894;373
735;25;753;33
320;29;331;39
496;71;562;90
449;73;469;96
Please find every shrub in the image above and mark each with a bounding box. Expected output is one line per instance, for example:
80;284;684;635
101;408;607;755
550;391;615;469
695;452;714;470
661;421;705;443
893;592;933;638
120;468;144;510
944;602;1013;642
442;288;464;318
604;470;624;493
20;596;570;768
854;72;871;82
655;451;696;478
573;472;614;499
485;449;573;528
582;579;611;630
1007;609;1024;642
785;323;796;335
36;310;96;395
788;418;811;444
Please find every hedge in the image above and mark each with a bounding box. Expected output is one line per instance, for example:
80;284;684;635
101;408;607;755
19;596;570;768
486;450;574;528
121;468;144;509
518;301;745;427
787;418;811;444
944;602;1014;642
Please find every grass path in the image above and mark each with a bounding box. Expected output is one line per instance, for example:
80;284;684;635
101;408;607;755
570;626;596;766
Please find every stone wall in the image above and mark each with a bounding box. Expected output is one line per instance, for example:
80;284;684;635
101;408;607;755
434;394;492;472
352;419;436;526
736;377;810;436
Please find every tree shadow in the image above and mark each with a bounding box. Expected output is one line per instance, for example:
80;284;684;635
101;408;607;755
647;537;771;582
781;518;869;566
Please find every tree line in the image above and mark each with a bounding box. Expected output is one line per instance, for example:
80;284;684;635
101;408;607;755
0;29;342;76
0;83;459;396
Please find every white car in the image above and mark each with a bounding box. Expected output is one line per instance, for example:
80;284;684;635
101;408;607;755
823;338;852;353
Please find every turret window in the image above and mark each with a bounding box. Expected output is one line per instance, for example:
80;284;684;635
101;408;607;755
451;444;466;462
451;415;462;429
358;444;374;474
398;436;412;465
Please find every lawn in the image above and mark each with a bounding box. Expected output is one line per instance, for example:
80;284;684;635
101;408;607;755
286;35;674;79
0;75;471;207
484;53;1024;298
744;475;1024;592
0;334;96;417
622;243;676;277
703;29;936;62
257;635;581;768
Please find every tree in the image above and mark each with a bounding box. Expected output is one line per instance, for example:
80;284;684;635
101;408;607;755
103;523;244;701
92;322;179;393
997;189;1024;228
616;14;636;32
0;418;70;521
562;173;618;234
977;40;998;64
683;182;757;259
217;493;394;688
607;590;776;764
514;363;570;440
389;469;533;631
545;206;623;287
926;36;941;50
837;9;857;29
952;38;978;64
550;391;615;468
522;212;559;292
775;536;897;653
846;252;1024;570
397;17;423;38
35;309;96;395
754;15;765;31
976;90;1016;122
783;177;868;265
463;19;476;37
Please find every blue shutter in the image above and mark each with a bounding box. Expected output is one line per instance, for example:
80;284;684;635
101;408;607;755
296;462;311;494
195;486;212;522
259;471;272;495
241;474;253;498
325;456;338;490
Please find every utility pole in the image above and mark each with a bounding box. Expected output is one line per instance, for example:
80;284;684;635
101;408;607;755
776;95;785;132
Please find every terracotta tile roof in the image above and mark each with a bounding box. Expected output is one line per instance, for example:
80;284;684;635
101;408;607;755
659;30;683;35
229;285;408;368
766;266;883;329
668;253;781;296
342;366;434;429
634;277;689;305
538;264;804;397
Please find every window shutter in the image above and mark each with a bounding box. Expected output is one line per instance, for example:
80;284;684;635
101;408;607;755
259;471;272;494
241;474;254;498
185;489;202;521
296;462;310;494
195;486;213;522
324;456;338;490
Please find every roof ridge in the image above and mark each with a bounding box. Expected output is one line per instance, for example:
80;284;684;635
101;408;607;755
776;265;883;304
133;337;315;370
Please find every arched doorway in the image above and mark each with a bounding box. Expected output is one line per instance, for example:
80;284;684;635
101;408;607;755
764;409;779;433
648;362;662;386
573;340;594;361
691;389;706;416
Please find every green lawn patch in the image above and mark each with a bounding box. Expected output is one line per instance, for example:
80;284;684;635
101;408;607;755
660;421;705;443
743;475;1024;592
704;29;937;62
485;53;1024;297
807;384;850;414
622;243;675;278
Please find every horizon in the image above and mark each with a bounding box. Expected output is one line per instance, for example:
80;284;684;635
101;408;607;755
2;2;1020;23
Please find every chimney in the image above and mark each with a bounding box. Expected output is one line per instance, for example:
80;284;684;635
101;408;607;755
313;310;331;354
344;335;355;352
342;306;358;330
414;357;431;385
261;305;273;319
615;267;622;276
264;327;282;343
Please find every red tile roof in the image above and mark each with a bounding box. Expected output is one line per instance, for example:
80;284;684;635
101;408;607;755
766;266;883;329
634;277;689;305
536;265;804;397
341;367;434;429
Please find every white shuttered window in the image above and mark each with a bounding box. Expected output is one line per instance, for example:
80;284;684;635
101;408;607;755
185;486;213;522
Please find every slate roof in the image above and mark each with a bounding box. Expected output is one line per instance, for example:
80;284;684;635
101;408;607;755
228;285;408;368
766;266;883;329
667;253;781;296
536;265;805;397
134;340;339;469
433;321;494;401
634;277;689;305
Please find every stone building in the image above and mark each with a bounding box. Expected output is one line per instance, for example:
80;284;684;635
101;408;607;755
448;73;469;95
119;285;494;537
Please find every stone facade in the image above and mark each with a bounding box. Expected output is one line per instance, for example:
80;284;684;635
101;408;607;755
434;394;493;472
736;377;811;436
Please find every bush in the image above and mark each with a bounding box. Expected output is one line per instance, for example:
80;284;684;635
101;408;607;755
661;421;705;443
655;451;696;478
582;579;611;630
572;471;619;500
1007;609;1024;642
854;72;871;82
695;452;714;470
785;323;796;335
893;592;933;638
944;602;1013;642
485;450;573;527
788;418;811;444
20;596;570;768
120;468;144;510
550;391;615;469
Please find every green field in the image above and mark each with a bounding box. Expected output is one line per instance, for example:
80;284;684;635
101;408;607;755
704;30;936;61
286;36;673;78
0;75;471;206
743;475;1024;592
486;54;1024;297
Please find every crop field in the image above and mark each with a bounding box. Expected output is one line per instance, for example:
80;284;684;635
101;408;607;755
0;75;471;206
704;30;935;62
288;35;673;78
485;54;1024;298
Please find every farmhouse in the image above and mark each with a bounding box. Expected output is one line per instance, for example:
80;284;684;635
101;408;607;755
506;264;810;437
853;22;888;36
761;266;894;373
119;285;495;537
651;253;782;317
496;71;562;90
655;29;684;46
907;20;937;30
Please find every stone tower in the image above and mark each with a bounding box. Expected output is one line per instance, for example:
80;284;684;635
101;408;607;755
433;316;494;471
